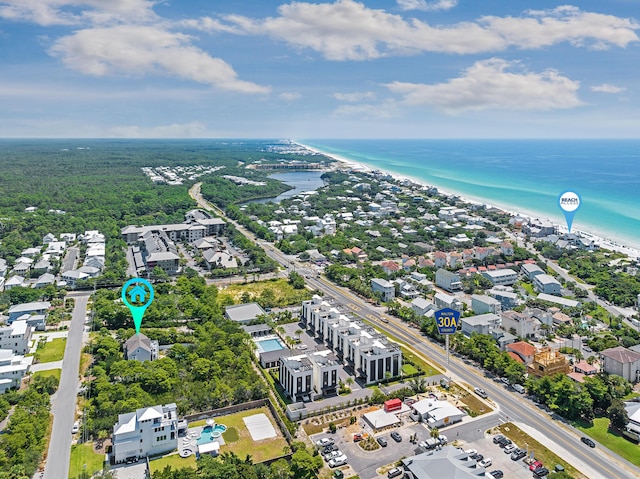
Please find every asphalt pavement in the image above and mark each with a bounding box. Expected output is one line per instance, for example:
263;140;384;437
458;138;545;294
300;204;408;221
44;293;90;479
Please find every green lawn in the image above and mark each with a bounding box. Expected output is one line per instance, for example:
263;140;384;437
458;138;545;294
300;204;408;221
497;423;584;479
206;406;288;463
68;443;104;479
150;454;196;475
35;338;67;363
575;417;640;467
402;363;419;375
33;369;62;382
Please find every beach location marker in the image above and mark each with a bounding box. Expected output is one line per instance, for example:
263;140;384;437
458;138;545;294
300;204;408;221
121;278;154;334
435;308;461;367
558;191;581;233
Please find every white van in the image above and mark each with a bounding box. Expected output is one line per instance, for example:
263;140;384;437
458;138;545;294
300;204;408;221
513;384;525;394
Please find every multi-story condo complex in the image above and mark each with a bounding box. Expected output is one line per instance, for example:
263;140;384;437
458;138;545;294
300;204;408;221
300;296;402;385
279;350;340;402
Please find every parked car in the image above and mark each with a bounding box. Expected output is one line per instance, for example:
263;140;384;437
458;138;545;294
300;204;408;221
464;449;477;456
391;431;402;442
377;436;388;447
503;444;517;454
513;384;525;394
333;471;344;479
529;460;544;471
438;434;448;445
387;467;403;478
328;454;348;468
478;458;492;468
511;449;526;461
489;471;503;478
580;437;596;448
353;433;365;442
324;450;342;461
322;444;338;455
470;453;484;462
496;437;512;448
316;437;335;447
500;377;510;386
71;422;80;434
492;435;505;444
533;467;550;477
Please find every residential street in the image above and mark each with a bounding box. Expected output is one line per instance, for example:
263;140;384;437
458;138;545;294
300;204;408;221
44;293;90;479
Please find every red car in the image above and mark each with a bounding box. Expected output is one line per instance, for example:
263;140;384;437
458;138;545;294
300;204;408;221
530;460;544;471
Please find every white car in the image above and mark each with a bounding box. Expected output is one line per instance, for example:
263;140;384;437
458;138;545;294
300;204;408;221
71;421;80;434
324;450;342;461
316;437;334;447
478;458;492;468
328;454;347;468
503;444;517;454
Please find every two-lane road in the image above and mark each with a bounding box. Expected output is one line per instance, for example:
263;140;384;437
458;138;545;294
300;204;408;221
44;293;90;479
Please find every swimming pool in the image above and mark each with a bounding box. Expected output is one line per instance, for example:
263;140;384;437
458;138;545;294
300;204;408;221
196;424;227;445
255;337;285;353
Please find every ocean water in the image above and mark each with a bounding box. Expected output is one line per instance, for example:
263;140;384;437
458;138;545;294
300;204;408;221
300;139;640;250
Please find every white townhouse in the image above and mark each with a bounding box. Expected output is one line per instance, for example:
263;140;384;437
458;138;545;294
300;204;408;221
460;313;501;336
0;320;33;355
0;349;33;393
279;350;340;402
300;296;402;385
471;294;501;315
111;403;179;464
435;269;462;292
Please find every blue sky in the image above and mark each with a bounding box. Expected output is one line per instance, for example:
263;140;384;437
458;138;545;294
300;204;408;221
0;0;638;138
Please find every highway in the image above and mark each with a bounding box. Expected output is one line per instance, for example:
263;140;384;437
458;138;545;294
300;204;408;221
189;184;640;479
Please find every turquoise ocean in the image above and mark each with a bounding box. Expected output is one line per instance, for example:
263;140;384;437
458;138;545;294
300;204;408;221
300;139;640;251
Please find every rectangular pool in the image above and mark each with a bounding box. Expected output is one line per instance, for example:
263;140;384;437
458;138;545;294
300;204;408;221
255;337;285;353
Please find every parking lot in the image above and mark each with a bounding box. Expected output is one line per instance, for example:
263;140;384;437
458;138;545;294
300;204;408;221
312;426;546;479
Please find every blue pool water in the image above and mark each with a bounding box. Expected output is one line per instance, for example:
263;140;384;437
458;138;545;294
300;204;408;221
196;424;227;445
255;338;285;353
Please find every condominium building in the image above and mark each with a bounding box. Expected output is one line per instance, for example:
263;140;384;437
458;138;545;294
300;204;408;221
300;296;402;385
279;350;340;402
0;349;33;393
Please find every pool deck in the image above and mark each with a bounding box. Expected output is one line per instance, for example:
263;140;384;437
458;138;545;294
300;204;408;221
179;425;227;457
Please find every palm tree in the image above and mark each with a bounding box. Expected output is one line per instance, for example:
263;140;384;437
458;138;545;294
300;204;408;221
346;377;355;388
295;329;303;341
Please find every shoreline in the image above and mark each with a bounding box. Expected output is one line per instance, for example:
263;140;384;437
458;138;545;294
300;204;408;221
297;141;640;260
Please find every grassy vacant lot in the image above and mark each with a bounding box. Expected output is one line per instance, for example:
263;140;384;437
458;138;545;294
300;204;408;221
219;406;288;462
68;443;104;479
150;454;196;475
497;423;584;479
575;417;640;467
192;407;288;463
218;278;313;307
33;368;61;382
35;338;66;363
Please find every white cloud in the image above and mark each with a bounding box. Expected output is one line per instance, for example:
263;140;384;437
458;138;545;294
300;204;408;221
178;16;242;34
397;0;458;12
0;0;157;26
222;1;639;60
591;83;625;93
279;91;302;101
386;58;583;112
48;26;269;94
333;91;377;102
333;101;399;119
109;121;208;138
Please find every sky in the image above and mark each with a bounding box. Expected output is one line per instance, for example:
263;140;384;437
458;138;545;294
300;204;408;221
0;0;639;138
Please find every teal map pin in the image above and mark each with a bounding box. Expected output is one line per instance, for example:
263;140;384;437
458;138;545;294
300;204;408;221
121;278;154;334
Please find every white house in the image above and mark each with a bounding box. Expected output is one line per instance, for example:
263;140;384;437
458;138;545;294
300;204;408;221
371;278;395;302
111;403;179;464
411;298;433;317
533;274;561;295
409;399;465;428
434;292;463;312
501;311;540;339
0;321;33;355
482;269;518;286
471;295;501;315
435;269;462;292
521;263;545;280
461;313;501;336
0;349;33;393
